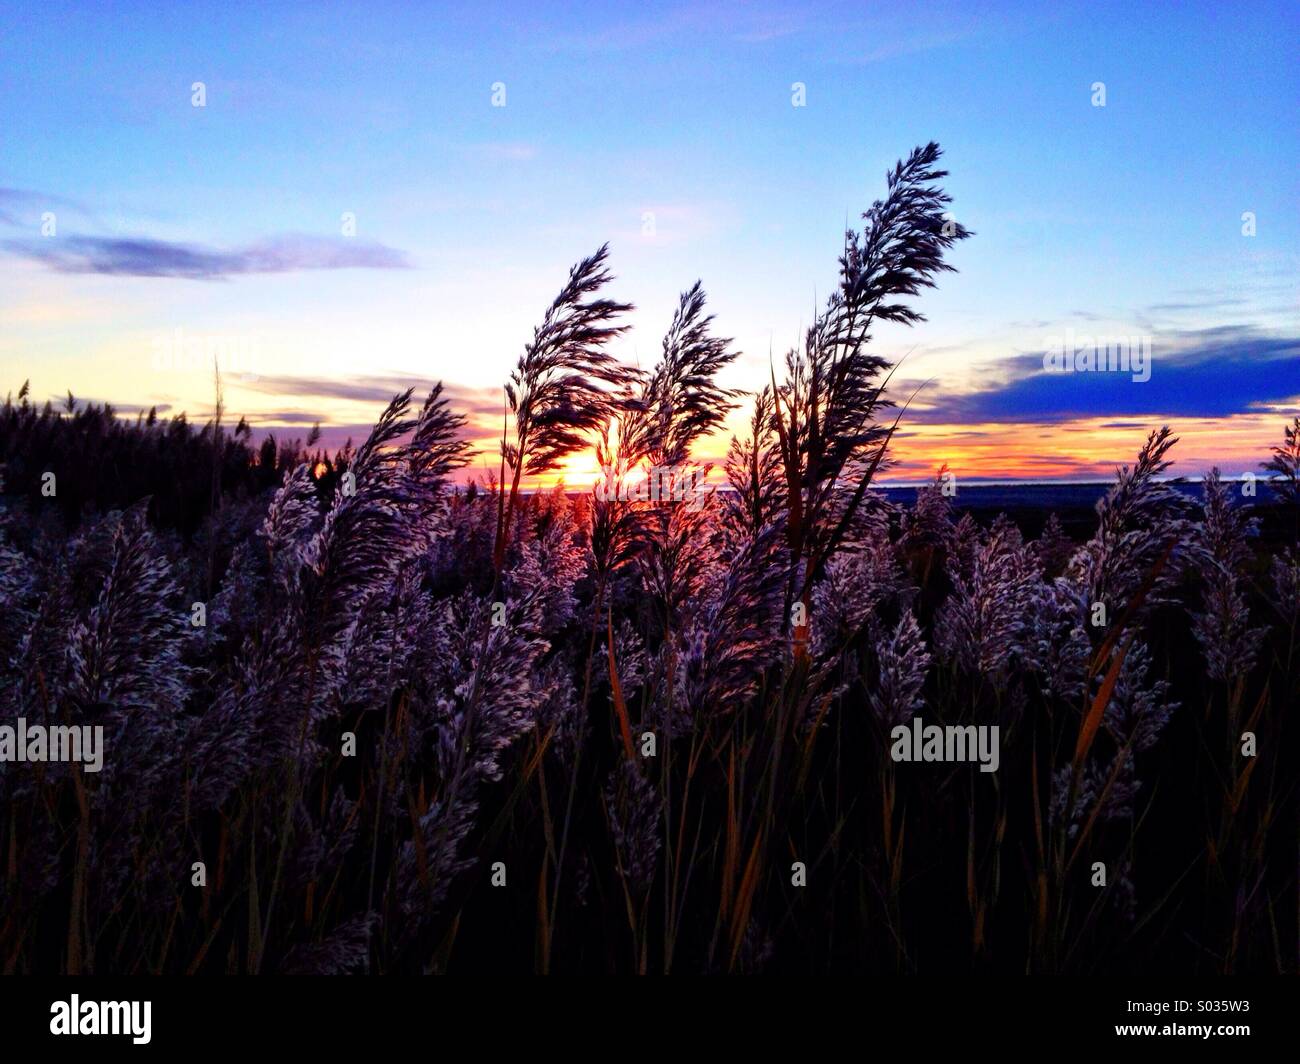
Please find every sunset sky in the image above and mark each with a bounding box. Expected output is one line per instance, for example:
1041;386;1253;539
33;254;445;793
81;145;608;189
2;0;1297;485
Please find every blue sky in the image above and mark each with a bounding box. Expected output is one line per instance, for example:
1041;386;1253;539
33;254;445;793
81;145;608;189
1;0;1296;480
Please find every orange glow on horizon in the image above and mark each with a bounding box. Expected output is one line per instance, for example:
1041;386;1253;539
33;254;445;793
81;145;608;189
440;406;1295;491
883;411;1293;482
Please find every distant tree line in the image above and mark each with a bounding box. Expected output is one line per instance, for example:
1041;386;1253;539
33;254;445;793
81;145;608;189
0;382;355;539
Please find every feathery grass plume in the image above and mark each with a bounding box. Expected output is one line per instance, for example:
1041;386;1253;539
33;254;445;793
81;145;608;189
1;503;197;940
504;487;586;635
283;786;359;891
302;390;417;623
898;466;959;593
900;466;957;549
1261;415;1300;508
531;652;583;768
723;387;786;543
589;426;651;583
593;283;744;805
596;616;649;700
945;511;983;583
1032;512;1076;577
935;515;1043;681
407;382;472;500
816;465;898;561
771;142;971;624
636;492;721;634
2;510;106;727
1050;755;1140;840
189;573;314;810
185;463;322;799
604;758;662;897
867;609;931;729
1029;579;1093;703
1047;638;1176;930
622;280;741;469
328;560;432;716
395;585;548;925
496;244;636;570
1066;426;1193;618
1192;579;1264;684
279;912;377;975
507;493;588;760
654;519;785;728
0;511;38;667
58;504;193;768
297;386;469;725
592;282;737;586
213;394;421;776
428;587;549;786
200;505;273;649
262;462;321;586
426;484;498;592
811;535;908;659
1051;637;1178;937
1196;467;1257;573
296;396;416;656
184;636;282;812
394;792;478;933
1100;639;1178;753
1190;468;1264;683
189;386;467;969
1269;546;1300;623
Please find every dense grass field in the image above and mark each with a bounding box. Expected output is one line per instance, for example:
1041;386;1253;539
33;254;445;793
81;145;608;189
1;144;1296;975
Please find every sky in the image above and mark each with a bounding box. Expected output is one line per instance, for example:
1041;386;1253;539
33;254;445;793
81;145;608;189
1;0;1297;485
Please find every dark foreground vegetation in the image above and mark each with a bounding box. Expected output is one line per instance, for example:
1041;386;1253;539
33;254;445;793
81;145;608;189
1;144;1297;974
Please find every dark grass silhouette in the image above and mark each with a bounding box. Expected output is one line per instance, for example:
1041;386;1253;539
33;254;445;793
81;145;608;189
1;144;1297;975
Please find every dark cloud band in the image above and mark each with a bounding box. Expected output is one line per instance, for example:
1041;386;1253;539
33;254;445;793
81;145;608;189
906;327;1300;424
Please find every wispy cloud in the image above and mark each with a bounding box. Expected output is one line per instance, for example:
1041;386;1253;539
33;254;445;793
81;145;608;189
0;187;91;227
1147;297;1249;313
463;142;540;162
245;411;326;426
855;28;972;63
238;373;504;427
3;233;411;280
